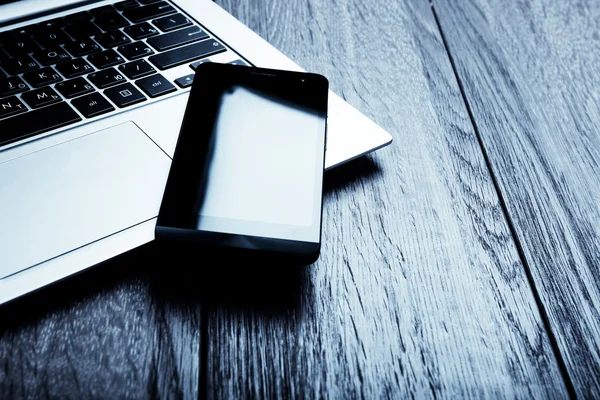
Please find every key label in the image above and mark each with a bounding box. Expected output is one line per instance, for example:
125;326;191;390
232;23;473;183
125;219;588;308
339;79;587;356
119;89;132;98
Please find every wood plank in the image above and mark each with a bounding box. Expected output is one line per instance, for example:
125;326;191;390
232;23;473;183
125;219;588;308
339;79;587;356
208;0;567;397
0;245;201;399
433;0;600;396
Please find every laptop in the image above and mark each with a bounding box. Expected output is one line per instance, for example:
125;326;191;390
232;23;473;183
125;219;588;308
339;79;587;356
0;0;392;305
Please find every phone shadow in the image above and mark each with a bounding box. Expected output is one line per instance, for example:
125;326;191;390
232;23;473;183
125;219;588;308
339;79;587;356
146;242;308;317
323;154;382;196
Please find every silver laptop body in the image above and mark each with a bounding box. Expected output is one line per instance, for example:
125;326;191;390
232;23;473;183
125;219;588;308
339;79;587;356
0;0;392;305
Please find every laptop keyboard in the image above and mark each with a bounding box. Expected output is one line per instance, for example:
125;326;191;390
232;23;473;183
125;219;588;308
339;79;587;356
0;0;246;148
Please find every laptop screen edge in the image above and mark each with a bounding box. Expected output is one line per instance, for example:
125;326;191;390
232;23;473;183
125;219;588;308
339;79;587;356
0;0;95;26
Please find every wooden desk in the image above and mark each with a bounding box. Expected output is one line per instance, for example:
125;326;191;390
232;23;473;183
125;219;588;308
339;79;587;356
1;0;598;397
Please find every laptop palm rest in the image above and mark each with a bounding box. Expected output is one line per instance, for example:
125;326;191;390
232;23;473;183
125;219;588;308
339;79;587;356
0;121;171;280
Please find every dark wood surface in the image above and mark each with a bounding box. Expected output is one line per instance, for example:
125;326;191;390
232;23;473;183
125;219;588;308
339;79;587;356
434;0;600;396
0;246;202;399
2;0;599;397
207;0;565;397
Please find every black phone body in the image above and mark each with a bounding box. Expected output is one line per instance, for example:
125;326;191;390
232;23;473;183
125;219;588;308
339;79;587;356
156;63;329;264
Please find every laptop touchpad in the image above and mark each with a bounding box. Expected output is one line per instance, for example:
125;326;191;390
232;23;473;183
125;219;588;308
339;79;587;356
0;122;171;280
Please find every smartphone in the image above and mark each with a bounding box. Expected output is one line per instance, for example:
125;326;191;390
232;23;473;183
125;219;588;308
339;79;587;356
156;63;329;264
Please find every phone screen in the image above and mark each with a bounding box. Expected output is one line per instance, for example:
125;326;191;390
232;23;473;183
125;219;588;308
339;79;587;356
157;63;328;254
198;83;322;241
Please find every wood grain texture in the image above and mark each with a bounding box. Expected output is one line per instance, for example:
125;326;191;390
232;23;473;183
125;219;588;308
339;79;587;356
0;245;201;400
208;0;567;397
433;0;600;396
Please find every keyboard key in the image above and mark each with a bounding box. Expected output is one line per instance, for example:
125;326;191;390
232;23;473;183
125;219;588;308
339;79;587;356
95;30;131;48
21;86;62;108
90;5;117;17
153;13;192;32
0;102;81;146
189;59;210;70
147;26;207;51
0;76;29;97
64;20;101;39
65;11;92;24
228;59;248;66
3;55;38;74
174;73;194;88
123;22;159;40
123;2;176;23
136;73;176;97
94;11;130;31
23;67;62;88
118;41;154;60
104;82;146;108
65;38;102;57
10;25;41;38
71;92;114;118
56;58;94;78
115;1;140;11
149;39;225;70
33;47;71;66
38;18;66;32
88;49;125;69
119;59;155;79
139;0;160;4
1;37;41;56
0;30;14;44
55;77;95;98
88;67;127;89
0;96;27;119
2;25;41;49
32;30;70;48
